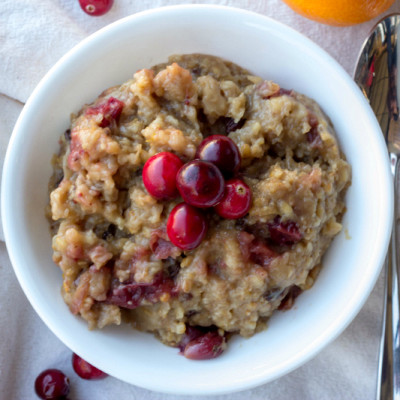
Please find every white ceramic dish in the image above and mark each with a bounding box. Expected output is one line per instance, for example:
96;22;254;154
2;5;393;395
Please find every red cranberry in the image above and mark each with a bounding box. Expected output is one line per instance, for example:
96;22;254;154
249;239;278;267
85;96;124;127
183;331;225;360
195;135;241;177
142;152;183;200
176;160;225;208
167;203;207;250
265;87;293;99
268;216;302;246
238;231;278;268
149;229;180;260
215;178;251;219
72;353;108;380
178;325;208;352
78;0;114;16
107;274;177;309
306;112;322;148
34;369;70;400
108;282;144;309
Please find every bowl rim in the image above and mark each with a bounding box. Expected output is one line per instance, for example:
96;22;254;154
1;4;393;395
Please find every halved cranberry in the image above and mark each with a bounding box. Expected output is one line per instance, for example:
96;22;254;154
167;203;207;250
215;178;251;219
176;160;225;207
78;0;114;16
268;216;302;246
142;152;183;200
85;96;124;127
34;369;70;400
72;353;107;380
196;135;241;177
183;331;226;360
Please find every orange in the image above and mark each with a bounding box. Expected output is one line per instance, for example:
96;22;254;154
281;0;395;26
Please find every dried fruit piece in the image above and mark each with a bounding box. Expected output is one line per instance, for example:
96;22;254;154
107;274;176;309
278;285;303;310
306;112;323;148
85;96;124;127
268;217;302;246
238;231;278;268
224;117;245;134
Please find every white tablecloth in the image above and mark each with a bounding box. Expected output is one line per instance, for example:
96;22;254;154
1;1;399;398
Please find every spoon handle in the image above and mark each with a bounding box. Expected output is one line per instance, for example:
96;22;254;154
377;243;398;399
377;158;400;400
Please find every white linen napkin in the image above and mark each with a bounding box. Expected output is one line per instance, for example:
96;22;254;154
1;0;399;399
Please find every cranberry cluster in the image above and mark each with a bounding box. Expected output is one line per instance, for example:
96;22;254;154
34;354;107;399
142;135;251;250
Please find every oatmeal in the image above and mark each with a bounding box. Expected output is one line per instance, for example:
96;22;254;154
48;54;351;359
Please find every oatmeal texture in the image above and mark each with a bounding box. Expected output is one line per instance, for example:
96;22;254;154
48;54;351;348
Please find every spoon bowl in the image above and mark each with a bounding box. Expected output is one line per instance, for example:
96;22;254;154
354;13;400;400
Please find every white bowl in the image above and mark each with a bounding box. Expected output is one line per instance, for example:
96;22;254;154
2;5;393;395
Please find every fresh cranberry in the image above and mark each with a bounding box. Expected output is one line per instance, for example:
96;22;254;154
268;216;302;246
34;369;70;400
178;325;208;352
195;135;241;177
167;203;207;250
85;97;124;127
183;331;226;360
215;178;251;219
176;160;225;207
142;152;183;200
72;353;107;380
78;0;114;16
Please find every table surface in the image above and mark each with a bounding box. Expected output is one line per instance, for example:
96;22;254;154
1;1;400;399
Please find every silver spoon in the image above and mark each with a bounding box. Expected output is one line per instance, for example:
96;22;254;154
354;14;400;400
